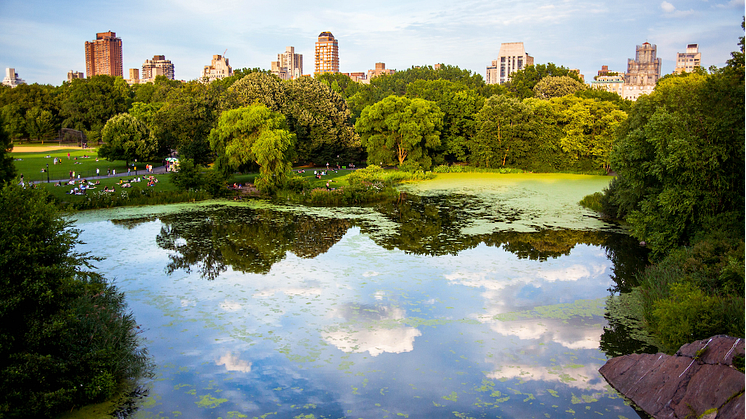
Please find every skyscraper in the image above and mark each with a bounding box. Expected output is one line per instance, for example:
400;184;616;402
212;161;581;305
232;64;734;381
486;42;534;85
673;44;701;74
315;31;339;74
271;47;303;80
84;31;123;78
142;55;175;80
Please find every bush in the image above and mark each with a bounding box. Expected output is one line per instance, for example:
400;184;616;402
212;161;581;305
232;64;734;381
578;192;604;213
0;184;152;416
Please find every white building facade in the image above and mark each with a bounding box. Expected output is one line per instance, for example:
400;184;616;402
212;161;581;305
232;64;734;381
2;68;25;88
486;42;534;85
271;46;303;80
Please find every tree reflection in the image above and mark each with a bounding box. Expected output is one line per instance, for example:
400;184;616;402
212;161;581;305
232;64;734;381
154;206;351;279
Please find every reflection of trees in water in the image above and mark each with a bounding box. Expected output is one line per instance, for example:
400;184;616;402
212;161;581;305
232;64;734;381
135;196;648;295
153;207;351;279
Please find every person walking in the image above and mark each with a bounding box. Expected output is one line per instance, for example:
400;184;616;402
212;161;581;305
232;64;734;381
96;168;100;177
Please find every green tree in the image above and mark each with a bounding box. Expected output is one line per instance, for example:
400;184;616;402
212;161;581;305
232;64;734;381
405;79;484;163
283;76;360;164
0;184;152;417
99;113;157;167
504;63;582;99
0;117;15;183
533;75;586;99
470;95;532;167
59;75;130;143
208;104;295;193
228;72;286;112
607;70;744;257
24;106;56;143
151;82;223;164
355;95;443;170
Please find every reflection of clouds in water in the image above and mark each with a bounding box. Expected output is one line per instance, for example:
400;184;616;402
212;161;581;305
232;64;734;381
486;363;608;391
324;327;422;357
180;299;195;307
363;271;381;277
537;263;606;282
253;287;323;297
486;319;602;350
216;352;252;373
220;300;243;312
323;304;422;357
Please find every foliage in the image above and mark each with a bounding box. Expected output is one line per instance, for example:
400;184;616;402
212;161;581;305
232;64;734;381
504;63;583;99
59;75;131;143
578;192;604;213
605;70;744;257
99;113;157;166
405;80;484;164
0;117;15;183
533;76;586;99
431;165;524;174
355;95;443;170
151;81;224;164
0;83;60;142
283;77;361;164
470;95;532;168
0;184;152;416
208;104;295;194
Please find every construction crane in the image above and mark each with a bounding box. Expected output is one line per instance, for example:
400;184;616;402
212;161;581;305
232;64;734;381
223;49;227;58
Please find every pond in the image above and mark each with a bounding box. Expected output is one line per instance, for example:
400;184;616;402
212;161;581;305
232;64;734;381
71;173;650;419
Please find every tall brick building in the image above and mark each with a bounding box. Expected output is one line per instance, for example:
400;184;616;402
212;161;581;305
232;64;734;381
84;31;123;78
315;31;339;74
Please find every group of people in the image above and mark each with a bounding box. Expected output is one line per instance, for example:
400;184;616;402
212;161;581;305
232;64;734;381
62;179;100;195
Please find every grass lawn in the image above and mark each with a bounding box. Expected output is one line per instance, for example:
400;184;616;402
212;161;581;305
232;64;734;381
11;145;162;184
35;173;177;204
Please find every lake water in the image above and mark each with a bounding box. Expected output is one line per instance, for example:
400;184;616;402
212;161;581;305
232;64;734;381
71;173;649;419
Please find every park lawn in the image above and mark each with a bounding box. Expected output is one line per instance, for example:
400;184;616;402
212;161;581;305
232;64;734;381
35;173;177;204
11;147;162;184
229;168;353;190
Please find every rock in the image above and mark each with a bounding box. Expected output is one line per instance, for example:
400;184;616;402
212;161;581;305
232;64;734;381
599;335;744;419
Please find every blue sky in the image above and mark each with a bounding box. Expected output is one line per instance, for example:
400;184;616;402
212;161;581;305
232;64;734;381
0;0;742;86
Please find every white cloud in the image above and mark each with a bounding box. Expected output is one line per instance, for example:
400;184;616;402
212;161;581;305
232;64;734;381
216;352;252;373
661;1;676;13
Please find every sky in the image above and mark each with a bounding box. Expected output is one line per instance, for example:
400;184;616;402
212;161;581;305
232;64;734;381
0;0;743;86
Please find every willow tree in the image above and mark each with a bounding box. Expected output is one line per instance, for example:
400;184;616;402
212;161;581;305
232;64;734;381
208;104;295;193
355;95;443;170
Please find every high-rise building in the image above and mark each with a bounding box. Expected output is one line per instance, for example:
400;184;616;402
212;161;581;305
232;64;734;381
143;55;176;80
315;31;339;74
486;42;534;85
271;47;303;81
673;44;701;74
67;70;84;82
622;42;661;100
2;68;25;88
200;54;233;83
84;31;123;78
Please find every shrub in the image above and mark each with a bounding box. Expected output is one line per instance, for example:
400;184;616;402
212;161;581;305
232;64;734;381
578;192;604;213
0;184;153;416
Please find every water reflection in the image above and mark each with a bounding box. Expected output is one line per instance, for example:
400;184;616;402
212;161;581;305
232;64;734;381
77;184;653;418
138;196;646;285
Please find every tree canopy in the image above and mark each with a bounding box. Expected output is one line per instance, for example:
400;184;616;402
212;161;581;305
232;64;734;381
99;113;158;166
355;95;443;170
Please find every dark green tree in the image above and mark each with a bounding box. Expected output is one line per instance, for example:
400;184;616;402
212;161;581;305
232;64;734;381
0;117;15;183
0;184;151;417
607;70;744;257
470;95;532;167
59;75;131;143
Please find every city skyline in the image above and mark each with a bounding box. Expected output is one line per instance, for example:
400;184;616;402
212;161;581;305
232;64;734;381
0;0;742;86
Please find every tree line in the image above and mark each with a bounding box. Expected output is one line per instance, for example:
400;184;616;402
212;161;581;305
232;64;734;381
0;61;631;182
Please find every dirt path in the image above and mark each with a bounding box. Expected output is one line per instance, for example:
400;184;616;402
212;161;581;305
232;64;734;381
13;145;85;153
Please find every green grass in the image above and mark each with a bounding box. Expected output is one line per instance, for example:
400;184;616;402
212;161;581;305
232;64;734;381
12;147;161;184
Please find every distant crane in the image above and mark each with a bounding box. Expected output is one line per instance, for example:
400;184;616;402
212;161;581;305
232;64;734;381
223;49;227;58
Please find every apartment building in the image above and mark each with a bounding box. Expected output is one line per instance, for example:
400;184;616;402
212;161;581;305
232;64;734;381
271;46;303;80
2;68;25;88
67;70;84;82
142;55;175;80
315;31;339;74
200;54;233;82
673;44;701;74
84;31;123;77
622;42;661;100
